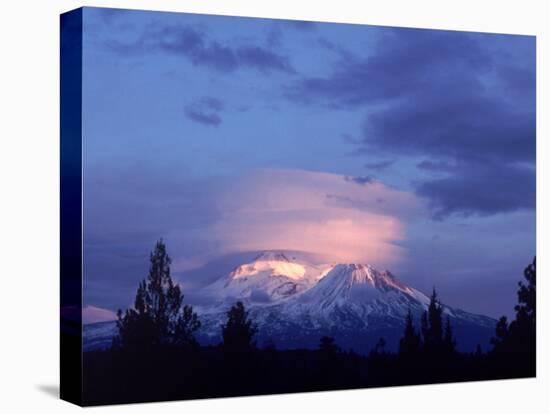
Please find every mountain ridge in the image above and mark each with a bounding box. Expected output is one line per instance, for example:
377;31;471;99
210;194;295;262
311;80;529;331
83;250;496;353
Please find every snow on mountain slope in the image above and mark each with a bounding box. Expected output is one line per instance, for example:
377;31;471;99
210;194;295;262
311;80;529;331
293;263;427;309
199;251;332;309
84;320;118;351
232;252;306;280
196;260;496;352
83;252;497;354
197;263;428;339
261;263;430;328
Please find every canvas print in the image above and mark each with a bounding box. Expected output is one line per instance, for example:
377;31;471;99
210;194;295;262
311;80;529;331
60;7;536;406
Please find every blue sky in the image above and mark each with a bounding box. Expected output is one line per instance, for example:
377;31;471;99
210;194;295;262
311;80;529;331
81;7;535;319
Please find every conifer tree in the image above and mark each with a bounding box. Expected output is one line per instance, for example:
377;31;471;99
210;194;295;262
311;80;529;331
319;336;339;355
421;309;429;343
443;315;456;354
221;301;258;355
491;257;536;375
374;337;386;354
474;344;483;358
421;288;444;352
512;257;536;343
116;239;200;350
399;309;421;357
491;316;509;350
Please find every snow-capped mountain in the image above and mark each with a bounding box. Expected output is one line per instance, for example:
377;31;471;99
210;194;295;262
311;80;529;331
198;251;331;309
288;263;430;313
84;251;496;353
195;259;495;352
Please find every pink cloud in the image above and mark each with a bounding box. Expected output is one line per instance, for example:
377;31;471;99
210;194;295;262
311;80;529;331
207;169;420;268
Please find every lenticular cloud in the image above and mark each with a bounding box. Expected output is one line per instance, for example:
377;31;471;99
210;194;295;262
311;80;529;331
209;168;420;268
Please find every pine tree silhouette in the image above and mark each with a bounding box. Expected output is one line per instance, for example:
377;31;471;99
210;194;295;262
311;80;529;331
115;239;200;350
491;257;536;376
319;336;339;355
474;344;483;358
443;315;456;354
420;309;429;343
221;301;258;356
399;309;421;358
512;256;536;351
422;288;444;353
373;337;387;355
491;316;509;349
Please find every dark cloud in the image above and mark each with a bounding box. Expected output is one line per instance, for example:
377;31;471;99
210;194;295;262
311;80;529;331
289;28;494;107
364;160;395;171
416;163;535;219
185;97;225;126
363;89;535;165
317;37;356;62
236;46;295;73
288;27;535;218
344;175;375;185
107;23;295;74
416;160;455;172
496;63;536;101
281;19;317;32
200;97;224;111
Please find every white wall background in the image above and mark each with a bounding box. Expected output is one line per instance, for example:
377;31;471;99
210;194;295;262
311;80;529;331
0;0;547;412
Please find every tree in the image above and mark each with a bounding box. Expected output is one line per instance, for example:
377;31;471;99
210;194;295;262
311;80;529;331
399;309;421;358
474;344;483;358
512;257;536;343
221;301;257;355
173;303;201;347
116;239;200;350
319;336;339;355
491;257;536;375
420;310;429;343
490;316;509;350
318;336;342;387
373;337;387;354
443;316;456;354
421;288;444;352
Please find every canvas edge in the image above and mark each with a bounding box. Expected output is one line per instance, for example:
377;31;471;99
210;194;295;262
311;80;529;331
60;7;84;407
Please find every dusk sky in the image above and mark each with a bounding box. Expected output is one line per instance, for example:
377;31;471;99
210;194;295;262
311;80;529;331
81;7;535;320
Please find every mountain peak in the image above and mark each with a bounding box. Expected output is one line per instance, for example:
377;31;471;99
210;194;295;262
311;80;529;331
229;251;305;281
307;263;420;303
85;255;496;354
326;263;377;286
334;263;373;272
253;251;292;262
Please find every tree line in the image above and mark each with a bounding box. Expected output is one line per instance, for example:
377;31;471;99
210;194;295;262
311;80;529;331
82;239;536;405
